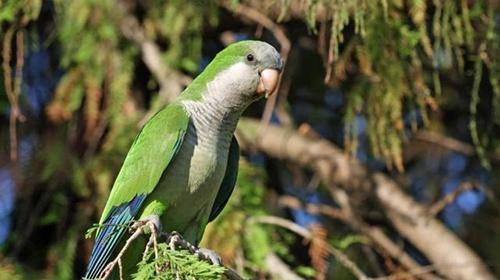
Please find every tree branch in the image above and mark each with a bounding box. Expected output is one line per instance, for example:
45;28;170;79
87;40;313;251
329;188;443;280
237;118;496;280
118;15;191;104
265;252;304;280
251;215;370;280
408;130;500;163
279;192;442;280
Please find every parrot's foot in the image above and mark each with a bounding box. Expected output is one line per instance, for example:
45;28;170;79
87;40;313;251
160;231;223;266
195;248;223;266
130;215;162;233
167;231;182;251
160;231;195;252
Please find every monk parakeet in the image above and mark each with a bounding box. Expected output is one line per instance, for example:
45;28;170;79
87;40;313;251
85;40;282;279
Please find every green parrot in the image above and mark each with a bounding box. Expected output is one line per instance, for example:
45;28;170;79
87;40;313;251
85;40;282;279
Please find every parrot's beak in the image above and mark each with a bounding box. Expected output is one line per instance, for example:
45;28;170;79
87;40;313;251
257;68;280;98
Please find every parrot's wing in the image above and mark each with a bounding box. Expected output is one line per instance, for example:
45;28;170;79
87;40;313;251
208;136;239;222
85;103;189;279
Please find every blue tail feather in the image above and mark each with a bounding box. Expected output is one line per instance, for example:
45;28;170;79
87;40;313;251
84;195;146;279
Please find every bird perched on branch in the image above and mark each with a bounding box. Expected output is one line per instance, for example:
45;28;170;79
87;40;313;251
85;40;282;279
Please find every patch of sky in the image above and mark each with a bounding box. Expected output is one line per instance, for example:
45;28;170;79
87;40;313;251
0;169;15;245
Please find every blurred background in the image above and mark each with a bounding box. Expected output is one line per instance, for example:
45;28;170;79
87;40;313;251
0;0;499;279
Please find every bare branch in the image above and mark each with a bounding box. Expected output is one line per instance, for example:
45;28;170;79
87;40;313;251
408;130;500;163
280;187;441;280
100;224;144;279
330;188;443;280
413;131;475;155
278;195;347;221
2;27;26;161
265;252;304;280
373;265;439;280
118;16;192;104
428;182;479;216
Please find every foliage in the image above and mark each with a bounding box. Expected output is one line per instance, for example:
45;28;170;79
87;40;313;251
0;0;41;25
0;261;26;280
273;0;500;170
133;245;225;280
45;226;80;280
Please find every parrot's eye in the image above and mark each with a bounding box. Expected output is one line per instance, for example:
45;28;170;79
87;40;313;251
246;54;254;62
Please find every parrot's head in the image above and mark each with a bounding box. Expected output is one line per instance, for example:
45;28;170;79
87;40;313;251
225;40;284;99
191;40;283;109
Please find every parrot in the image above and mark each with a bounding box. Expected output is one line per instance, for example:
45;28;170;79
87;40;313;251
84;40;282;279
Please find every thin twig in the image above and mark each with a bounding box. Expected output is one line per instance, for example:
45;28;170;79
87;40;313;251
251;216;312;239
2;27;25;161
372;265;438;280
411;130;500;162
148;222;160;274
413;131;475;155
329;188;443;280
265;252;304;280
118;258;123;280
250;215;371;280
100;225;143;279
428;182;479;216
278;195;348;221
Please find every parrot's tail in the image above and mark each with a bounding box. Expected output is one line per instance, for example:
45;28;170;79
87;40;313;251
84;195;145;279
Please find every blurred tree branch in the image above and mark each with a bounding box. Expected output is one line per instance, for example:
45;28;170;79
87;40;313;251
279;192;442;280
118;15;192;104
265;252;304;280
236;119;496;280
2;26;26;161
427;182;481;216
329;188;442;280
407;130;500;164
251;215;370;280
116;2;192;127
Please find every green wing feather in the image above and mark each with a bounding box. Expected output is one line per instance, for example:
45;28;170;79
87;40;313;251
85;102;190;279
99;102;190;223
208;136;239;222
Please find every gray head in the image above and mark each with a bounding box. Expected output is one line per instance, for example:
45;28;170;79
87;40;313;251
186;40;283;109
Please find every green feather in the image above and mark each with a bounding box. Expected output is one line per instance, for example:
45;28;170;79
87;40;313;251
208;136;239;222
99;102;189;224
179;40;261;101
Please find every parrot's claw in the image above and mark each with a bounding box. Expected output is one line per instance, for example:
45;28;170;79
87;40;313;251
139;215;162;233
195;248;223;266
168;234;182;251
129;215;161;235
160;231;222;265
162;231;184;251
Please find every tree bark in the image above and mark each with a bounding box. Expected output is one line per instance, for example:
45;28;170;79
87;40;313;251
237;118;496;280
